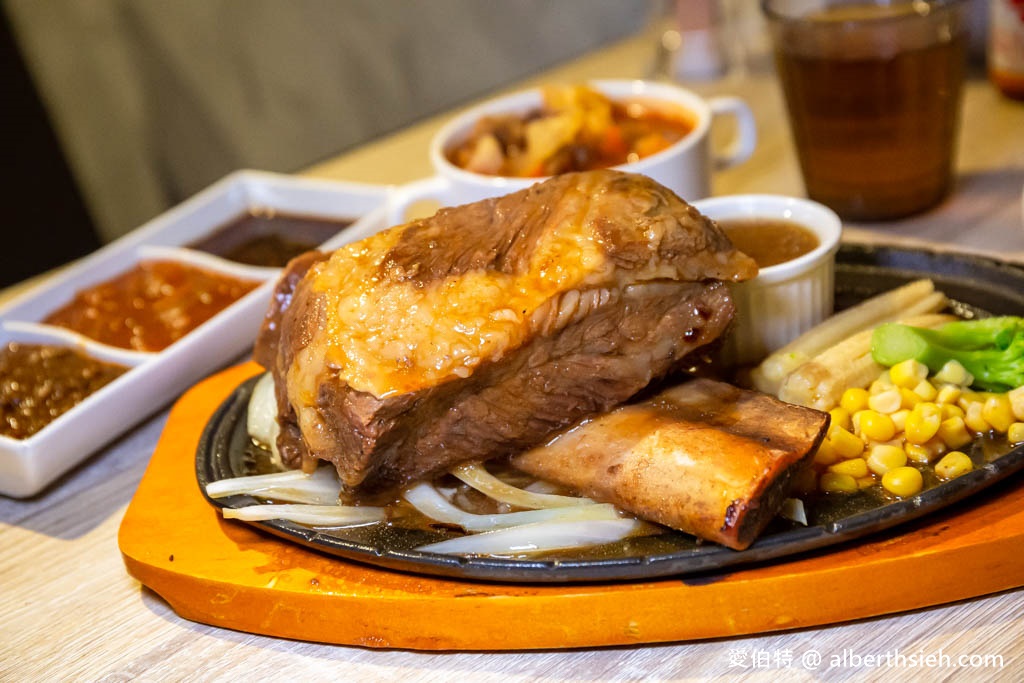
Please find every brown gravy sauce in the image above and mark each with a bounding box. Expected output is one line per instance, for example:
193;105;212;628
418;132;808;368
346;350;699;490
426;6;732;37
719;218;820;268
188;209;353;268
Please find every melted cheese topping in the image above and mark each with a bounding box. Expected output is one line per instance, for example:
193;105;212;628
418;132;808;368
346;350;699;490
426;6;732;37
295;223;612;400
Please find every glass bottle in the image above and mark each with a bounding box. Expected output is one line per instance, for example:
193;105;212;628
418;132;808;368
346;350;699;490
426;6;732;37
988;0;1024;99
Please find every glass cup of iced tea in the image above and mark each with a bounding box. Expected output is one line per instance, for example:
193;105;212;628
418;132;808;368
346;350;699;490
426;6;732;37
762;0;968;221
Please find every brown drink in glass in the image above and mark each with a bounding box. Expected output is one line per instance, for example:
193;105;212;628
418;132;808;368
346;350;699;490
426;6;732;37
764;0;968;221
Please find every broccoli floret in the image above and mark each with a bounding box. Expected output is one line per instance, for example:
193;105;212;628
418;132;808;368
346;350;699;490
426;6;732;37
871;317;1024;392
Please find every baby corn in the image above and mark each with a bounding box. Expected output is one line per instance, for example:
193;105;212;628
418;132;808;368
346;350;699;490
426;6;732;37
777;313;954;411
751;279;940;395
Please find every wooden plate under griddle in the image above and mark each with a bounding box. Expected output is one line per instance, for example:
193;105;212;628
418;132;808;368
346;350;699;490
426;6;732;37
119;245;1024;649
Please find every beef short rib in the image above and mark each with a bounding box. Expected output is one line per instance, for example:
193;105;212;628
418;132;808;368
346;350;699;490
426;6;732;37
512;378;829;550
255;170;758;498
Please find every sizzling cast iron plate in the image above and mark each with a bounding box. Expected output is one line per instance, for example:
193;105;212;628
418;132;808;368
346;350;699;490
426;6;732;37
197;245;1024;583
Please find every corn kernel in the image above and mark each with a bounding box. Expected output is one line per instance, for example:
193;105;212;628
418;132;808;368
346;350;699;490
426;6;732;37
904;443;935;464
857;410;896;442
1008;422;1024;445
841;387;870;414
890;409;910;433
913;380;938;402
820;472;858;494
828;407;852;432
904;403;942;444
882;466;924;497
935;384;962;405
1009;386;1024;421
870;377;894;395
829;457;869;478
890;358;928;389
828;426;865;459
934;451;973;479
941;403;964;420
924;435;949;458
813;441;840;466
899;388;921;410
866;444;908;476
982;395;1014;433
937;416;973;450
869;388;903;414
957;391;980;413
964;401;989;433
856;476;877;490
934;360;974;386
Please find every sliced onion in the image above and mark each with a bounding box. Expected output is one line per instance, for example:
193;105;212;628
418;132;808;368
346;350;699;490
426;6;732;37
222;503;384;527
524;480;562;495
780;497;808;525
247;372;282;463
450;462;594;509
205;466;341;505
403;482;620;531
417;518;643;556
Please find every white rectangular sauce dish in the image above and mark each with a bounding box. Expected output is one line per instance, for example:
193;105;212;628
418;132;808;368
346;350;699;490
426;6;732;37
0;170;392;497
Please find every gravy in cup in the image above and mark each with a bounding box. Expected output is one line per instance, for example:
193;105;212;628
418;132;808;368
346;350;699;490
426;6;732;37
718;217;820;269
693;195;842;366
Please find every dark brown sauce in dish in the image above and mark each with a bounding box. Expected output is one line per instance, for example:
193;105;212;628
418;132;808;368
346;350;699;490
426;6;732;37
188;209;353;268
43;260;260;352
0;342;128;439
719;218;820;268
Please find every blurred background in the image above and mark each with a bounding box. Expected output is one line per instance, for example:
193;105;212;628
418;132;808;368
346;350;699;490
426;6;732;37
0;0;991;287
1;0;652;286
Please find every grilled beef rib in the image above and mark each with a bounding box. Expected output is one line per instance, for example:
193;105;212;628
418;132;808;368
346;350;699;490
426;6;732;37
254;170;758;498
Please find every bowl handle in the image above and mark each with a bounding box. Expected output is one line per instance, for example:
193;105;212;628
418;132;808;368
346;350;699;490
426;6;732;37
709;96;757;172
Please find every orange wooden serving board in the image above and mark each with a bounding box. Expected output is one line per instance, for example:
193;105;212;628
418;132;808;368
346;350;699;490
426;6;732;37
119;361;1024;651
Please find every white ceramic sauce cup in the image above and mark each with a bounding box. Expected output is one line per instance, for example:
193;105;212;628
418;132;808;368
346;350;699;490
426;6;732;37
388;79;757;223
692;195;842;366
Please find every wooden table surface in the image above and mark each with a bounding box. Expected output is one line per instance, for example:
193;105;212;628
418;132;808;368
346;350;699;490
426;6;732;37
3;28;1024;682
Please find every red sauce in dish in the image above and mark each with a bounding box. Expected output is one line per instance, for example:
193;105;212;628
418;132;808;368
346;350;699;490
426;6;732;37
0;342;128;439
43;260;259;352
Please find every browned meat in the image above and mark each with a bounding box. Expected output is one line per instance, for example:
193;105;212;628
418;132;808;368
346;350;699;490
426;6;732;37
253;249;329;370
255;170;758;498
512;379;829;550
253;249;330;470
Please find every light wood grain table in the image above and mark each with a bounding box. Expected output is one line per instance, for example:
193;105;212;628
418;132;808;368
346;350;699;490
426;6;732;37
3;28;1023;683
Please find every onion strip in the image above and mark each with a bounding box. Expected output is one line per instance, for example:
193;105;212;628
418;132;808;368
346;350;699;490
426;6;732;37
247;372;282;463
417;519;643;556
780;497;808;526
403;482;621;531
222;504;384;527
450;462;594;509
205;467;341;505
